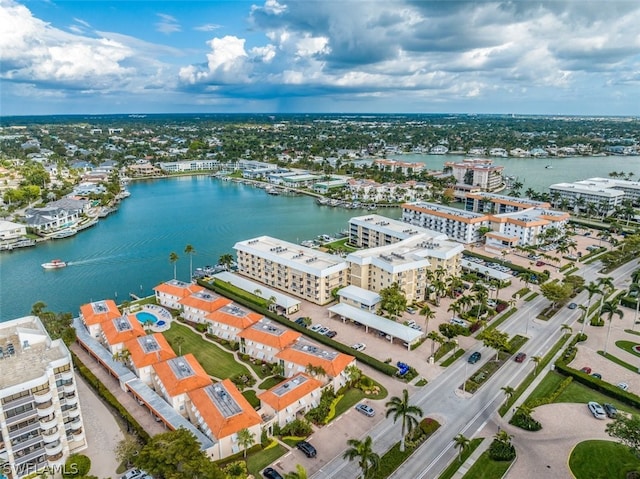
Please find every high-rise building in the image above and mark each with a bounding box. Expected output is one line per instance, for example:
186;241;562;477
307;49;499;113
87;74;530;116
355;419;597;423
0;316;86;479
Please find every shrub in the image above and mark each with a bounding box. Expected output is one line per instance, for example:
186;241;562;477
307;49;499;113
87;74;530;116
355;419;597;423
230;373;256;391
280;419;312;437
63;454;91;478
420;417;440;435
510;411;542;431
488;439;516;461
195;323;208;333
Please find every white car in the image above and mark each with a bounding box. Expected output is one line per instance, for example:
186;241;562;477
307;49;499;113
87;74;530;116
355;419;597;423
121;470;144;479
587;401;606;420
618;382;629;392
310;324;324;332
351;343;366;352
450;317;467;327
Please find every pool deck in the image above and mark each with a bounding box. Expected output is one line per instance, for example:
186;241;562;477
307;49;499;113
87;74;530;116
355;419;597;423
141;304;172;332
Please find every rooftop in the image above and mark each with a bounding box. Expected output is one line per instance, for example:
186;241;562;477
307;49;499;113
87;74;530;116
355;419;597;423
258;373;324;412
236;319;301;350
126;333;176;368
403;201;488;220
350;214;447;241
153;354;211;397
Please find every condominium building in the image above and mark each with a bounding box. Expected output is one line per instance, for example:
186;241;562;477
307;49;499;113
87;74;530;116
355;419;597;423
583;177;640;204
402;202;491;244
100;314;146;355
258;373;323;429
234;236;349;305
152;355;212;414
236;320;301;363
486;208;570;249
549;181;624;215
373;159;425;175
444;158;504;191
186;380;262;461
79;299;122;338
206;303;262;342
125;334;176;385
465;192;550;214
154;280;205;310
0;316;86;479
179;290;232;324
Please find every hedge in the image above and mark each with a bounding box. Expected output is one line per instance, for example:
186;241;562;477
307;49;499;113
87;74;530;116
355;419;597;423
198;279;399;376
71;351;150;443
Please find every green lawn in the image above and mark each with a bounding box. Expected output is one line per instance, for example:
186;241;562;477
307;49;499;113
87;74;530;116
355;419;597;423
163;322;250;379
616;340;640;357
524;371;565;405
461;451;512;479
441;349;465;367
333;379;389;420
553;373;640;414
242;390;260;409
258;376;284;390
246;443;287;477
438;438;484;479
598;350;639;373
569;440;640;479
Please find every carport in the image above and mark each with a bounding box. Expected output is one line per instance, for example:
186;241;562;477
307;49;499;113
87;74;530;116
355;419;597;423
461;259;513;281
327;303;423;350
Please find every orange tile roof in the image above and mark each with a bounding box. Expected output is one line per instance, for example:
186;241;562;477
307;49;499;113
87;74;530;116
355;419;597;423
236;322;301;349
80;300;121;326
257;373;323;411
101;314;146;346
154;280;205;298
275;345;355;377
206;305;262;330
188;379;261;439
125;333;176;369
153;354;212;397
179;293;232;313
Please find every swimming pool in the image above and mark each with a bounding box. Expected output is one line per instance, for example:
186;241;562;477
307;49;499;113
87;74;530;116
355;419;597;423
136;311;158;325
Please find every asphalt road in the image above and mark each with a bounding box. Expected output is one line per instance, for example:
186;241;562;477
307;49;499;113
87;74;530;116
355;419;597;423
312;258;639;479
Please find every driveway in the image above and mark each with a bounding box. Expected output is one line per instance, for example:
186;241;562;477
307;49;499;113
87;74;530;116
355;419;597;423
503;403;614;479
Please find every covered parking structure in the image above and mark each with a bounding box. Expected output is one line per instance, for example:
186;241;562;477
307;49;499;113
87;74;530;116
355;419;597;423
327;303;423;350
460;259;513;281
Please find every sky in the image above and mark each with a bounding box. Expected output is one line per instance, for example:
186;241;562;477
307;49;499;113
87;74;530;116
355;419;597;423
1;0;639;116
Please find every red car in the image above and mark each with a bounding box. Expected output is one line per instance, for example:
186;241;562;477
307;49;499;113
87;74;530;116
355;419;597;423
515;352;527;363
580;366;592;374
535;260;545;266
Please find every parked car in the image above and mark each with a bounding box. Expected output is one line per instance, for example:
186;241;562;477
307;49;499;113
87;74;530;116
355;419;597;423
294;317;308;328
325;330;337;338
351;343;366;352
568;302;578;309
263;468;284;479
317;327;330;335
535;260;545;267
515;352;527;363
580;366;592;374
121;470;143;479
296;440;317;458
588;401;607;419
591;373;602;380
468;352;482;364
450;317;467;327
406;307;416;314
310;324;324;332
617;382;629;391
355;403;375;417
603;403;617;418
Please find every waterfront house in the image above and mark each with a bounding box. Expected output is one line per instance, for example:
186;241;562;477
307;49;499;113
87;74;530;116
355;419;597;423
154;279;205;310
0;220;27;241
205;303;262;342
186;380;262;461
179;290;232;323
79;300;122;338
152;355;212;415
125;334;176;385
258;373;323;429
236;319;301;362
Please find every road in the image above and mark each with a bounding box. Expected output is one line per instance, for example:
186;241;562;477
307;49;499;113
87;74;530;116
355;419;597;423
312;258;639;479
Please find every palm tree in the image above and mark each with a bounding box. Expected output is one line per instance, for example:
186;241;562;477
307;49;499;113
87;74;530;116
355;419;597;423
237;428;255;458
629;283;640;332
343;436;380;479
601;300;624;354
385;389;424;452
427;330;443;357
531;355;542;375
494;429;513;445
560;323;572;335
174;335;185;355
184;244;195;280
419;304;435;333
218;253;235;270
453;433;470;462
169;251;179;280
581;282;602;334
284;465;308;479
501;385;515;402
31;301;47;317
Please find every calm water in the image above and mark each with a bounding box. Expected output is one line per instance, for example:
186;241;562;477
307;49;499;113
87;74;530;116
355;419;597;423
0;177;395;320
392;154;640;192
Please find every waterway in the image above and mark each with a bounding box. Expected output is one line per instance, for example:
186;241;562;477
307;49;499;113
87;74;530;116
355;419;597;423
0;176;397;321
390;154;640;192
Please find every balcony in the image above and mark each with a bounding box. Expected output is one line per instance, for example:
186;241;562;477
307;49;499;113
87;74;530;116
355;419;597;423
36;402;55;417
58;370;73;381
64;394;78;406
67;407;81;419
68;418;82;430
71;429;85;443
33;389;53;404
5;409;38;425
41;428;60;443
39;416;58;430
2;394;34;409
45;441;63;456
63;383;76;394
46;451;65;466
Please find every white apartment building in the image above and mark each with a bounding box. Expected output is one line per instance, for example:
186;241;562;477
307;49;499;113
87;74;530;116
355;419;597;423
576;177;640;204
0;316;86;479
444;158;504;191
549;182;625;215
373;159;425;175
486;208;570;249
158;160;220;173
464;192;550;214
402;202;491;244
234;236;349;305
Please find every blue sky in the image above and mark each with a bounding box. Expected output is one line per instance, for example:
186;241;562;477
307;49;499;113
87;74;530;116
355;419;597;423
2;0;639;116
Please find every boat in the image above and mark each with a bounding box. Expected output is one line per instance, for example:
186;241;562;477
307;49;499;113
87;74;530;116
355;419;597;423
545;165;553;169
50;228;77;239
42;259;67;269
